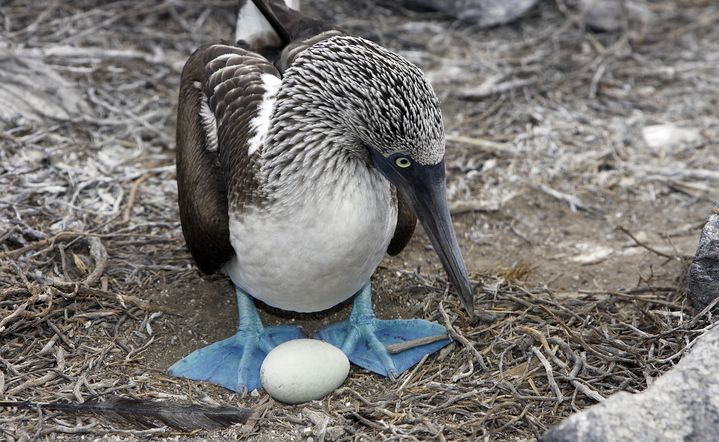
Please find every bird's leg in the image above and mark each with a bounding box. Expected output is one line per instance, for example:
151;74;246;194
168;286;305;394
316;282;451;379
341;284;400;378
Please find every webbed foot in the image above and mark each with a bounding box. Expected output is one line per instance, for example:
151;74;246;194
316;283;450;378
168;287;304;393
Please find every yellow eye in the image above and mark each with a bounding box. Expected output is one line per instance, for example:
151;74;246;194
395;157;411;168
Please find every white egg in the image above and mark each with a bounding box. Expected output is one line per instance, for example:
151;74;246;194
260;339;349;404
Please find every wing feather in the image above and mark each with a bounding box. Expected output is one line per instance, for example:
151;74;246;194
176;44;281;273
204;45;281;211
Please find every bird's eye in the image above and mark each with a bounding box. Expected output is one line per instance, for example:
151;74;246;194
395;157;412;168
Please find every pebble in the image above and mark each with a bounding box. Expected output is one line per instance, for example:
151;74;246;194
642;124;701;151
687;210;719;311
260;339;350;404
572;0;652;32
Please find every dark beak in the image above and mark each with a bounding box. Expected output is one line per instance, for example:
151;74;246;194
369;150;474;314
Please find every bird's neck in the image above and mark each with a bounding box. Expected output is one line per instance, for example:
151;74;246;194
258;135;377;205
255;85;375;206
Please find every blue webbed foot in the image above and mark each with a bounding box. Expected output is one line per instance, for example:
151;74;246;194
316;283;451;378
168;287;304;393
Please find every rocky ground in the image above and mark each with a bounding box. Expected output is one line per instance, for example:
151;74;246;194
1;0;718;440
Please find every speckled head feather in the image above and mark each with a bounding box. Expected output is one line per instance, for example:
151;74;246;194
265;35;445;168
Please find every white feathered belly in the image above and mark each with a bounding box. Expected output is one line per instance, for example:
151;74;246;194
224;182;397;312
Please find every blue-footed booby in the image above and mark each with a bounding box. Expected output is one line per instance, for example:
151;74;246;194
170;0;475;393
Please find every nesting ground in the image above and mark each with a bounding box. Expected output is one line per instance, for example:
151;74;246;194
1;0;718;440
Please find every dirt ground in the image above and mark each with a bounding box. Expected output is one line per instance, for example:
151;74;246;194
1;0;718;440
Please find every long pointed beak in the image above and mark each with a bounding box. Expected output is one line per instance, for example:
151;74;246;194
401;163;474;314
369;151;474;314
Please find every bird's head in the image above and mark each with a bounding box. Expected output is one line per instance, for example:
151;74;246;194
282;36;474;314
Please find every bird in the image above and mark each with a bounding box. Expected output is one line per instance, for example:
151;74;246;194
169;0;475;393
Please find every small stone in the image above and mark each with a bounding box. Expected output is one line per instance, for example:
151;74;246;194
260;339;349;404
325;426;346;441
687;211;719;311
642;124;701;151
571;0;652;32
570;243;614;265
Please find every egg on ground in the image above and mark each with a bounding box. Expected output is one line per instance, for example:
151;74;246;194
260;339;350;404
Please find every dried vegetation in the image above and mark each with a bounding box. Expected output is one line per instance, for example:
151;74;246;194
1;0;718;440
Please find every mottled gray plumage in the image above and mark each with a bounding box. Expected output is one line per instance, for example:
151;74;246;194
258;35;446;211
265;35;445;166
177;3;447;274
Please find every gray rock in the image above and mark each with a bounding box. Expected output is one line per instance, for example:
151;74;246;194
400;0;539;27
570;0;652;32
688;211;719;311
542;324;719;442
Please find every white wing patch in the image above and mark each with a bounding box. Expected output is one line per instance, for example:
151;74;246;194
193;81;219;153
247;73;281;156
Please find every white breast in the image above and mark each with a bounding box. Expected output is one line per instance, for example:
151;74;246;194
224;170;396;312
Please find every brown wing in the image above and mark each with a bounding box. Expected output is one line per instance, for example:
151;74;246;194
387;188;418;256
202;45;281;213
176;44;281;273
